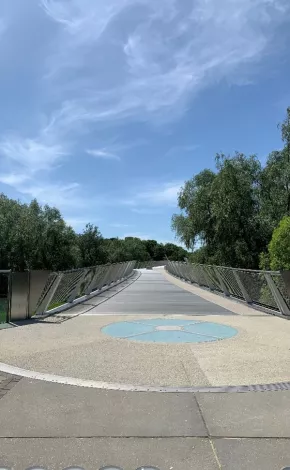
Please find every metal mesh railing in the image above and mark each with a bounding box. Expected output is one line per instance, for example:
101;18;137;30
217;266;244;299
272;273;290;310
166;261;290;317
35;261;136;315
237;270;277;309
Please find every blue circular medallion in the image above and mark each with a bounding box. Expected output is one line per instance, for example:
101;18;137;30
101;318;237;344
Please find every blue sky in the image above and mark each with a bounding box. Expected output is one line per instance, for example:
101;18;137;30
0;0;289;243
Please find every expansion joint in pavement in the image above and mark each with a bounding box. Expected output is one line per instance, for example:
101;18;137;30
0;374;22;400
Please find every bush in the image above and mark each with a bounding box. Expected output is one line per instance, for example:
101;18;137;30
269;216;290;270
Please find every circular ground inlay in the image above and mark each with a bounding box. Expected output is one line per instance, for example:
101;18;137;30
101;318;238;343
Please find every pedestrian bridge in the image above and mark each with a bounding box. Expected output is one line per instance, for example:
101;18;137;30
0;268;290;391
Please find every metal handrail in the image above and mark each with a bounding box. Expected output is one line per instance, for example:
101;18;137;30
166;260;290;318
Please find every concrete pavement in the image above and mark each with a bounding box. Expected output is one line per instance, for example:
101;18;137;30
0;270;290;388
1;268;290;468
1;376;290;468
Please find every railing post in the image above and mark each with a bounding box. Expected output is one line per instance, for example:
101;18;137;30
233;270;252;304
99;264;115;290
201;266;215;291
67;269;89;303
213;267;230;297
112;263;122;283
264;273;290;316
123;261;131;278
85;266;104;294
35;273;63;315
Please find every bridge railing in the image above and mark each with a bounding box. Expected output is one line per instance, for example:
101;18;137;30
6;261;136;321
166;261;290;317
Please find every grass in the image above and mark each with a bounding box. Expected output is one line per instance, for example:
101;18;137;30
47;301;65;311
0;298;8;323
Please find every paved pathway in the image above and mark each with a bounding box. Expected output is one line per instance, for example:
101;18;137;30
0;269;290;468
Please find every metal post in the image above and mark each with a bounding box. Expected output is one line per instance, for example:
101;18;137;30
67;269;89;303
264;273;290;316
99;264;114;290
118;262;127;280
35;273;63;315
111;263;121;283
213;267;230;297
85;266;104;294
201;266;215;291
233;270;252;304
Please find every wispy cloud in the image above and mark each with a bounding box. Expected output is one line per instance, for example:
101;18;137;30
137;181;183;207
40;0;290;126
119;180;183;210
86;148;120;161
0;0;289;222
0;136;67;173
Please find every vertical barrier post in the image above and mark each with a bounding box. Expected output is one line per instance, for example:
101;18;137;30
233;270;252;304
35;273;63;315
264;273;290;316
213;267;230;297
67;269;89;303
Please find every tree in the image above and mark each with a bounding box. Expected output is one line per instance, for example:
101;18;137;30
279;106;290;215
268;217;290;270
172;169;216;250
163;243;188;261
78;223;105;267
0;195;82;271
172;153;265;268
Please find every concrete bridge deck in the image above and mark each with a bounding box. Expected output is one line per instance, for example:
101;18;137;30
0;268;290;468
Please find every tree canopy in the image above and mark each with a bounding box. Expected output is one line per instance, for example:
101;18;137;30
172;107;290;269
0;195;187;271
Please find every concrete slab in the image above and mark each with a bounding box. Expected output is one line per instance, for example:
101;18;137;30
0;379;207;437
0;437;219;470
1;270;290;388
196;391;290;437
214;438;290;469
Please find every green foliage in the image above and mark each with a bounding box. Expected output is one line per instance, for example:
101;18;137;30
0;195;80;271
259;252;271;270
172;106;290;269
0;194;186;270
268;217;290;270
78;223;105;267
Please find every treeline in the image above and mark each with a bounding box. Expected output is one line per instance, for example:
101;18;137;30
172;107;290;270
0;195;188;271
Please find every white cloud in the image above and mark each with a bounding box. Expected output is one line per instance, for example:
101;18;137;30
19;182;83;209
0;173;30;186
86;148;120;161
137;181;183;207
1;0;289;221
40;0;290;126
0;136;67;173
117;180;183;210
